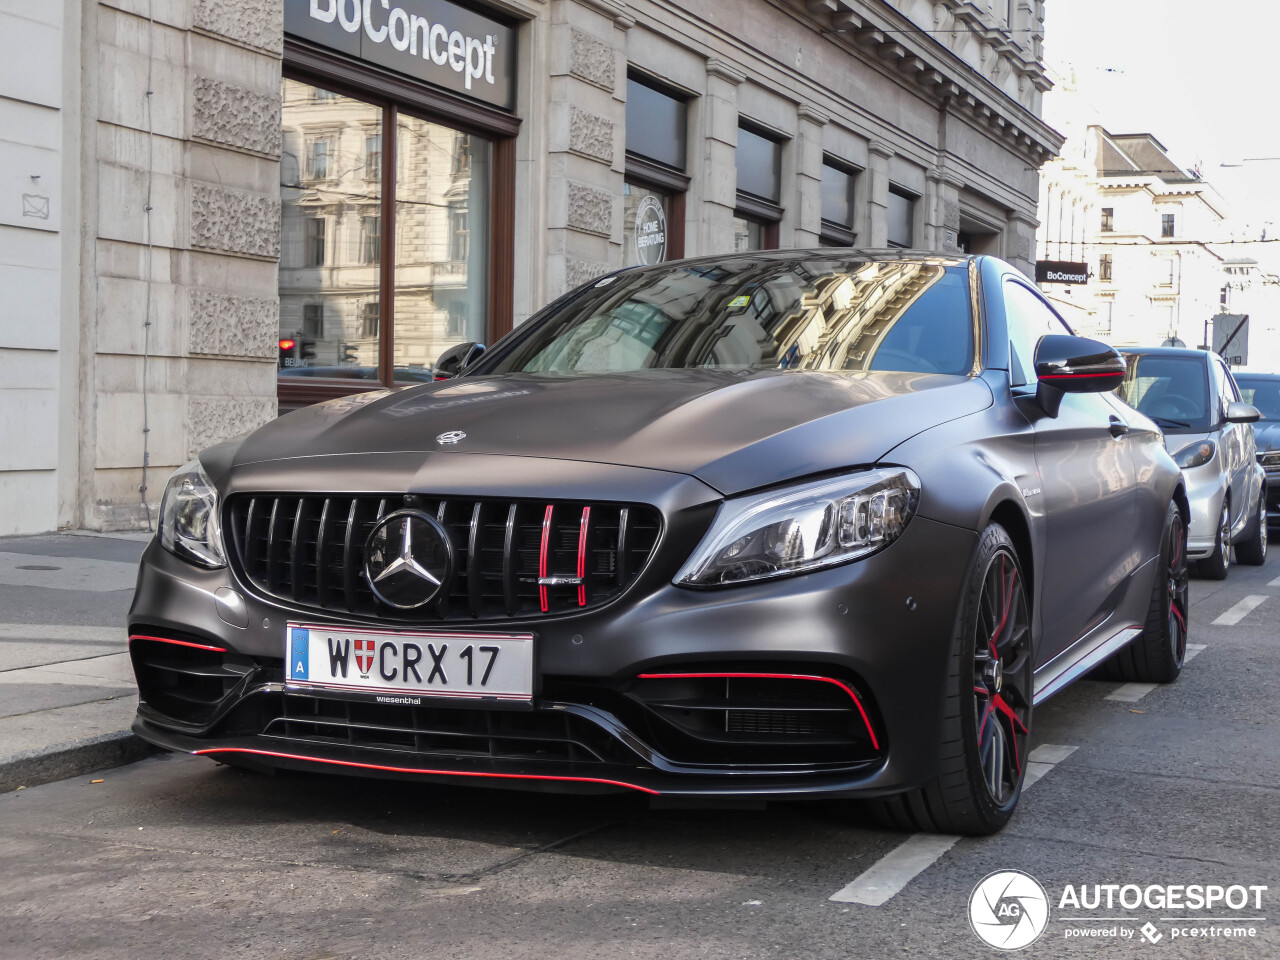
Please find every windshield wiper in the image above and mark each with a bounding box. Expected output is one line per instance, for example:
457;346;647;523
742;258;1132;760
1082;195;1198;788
1149;415;1191;429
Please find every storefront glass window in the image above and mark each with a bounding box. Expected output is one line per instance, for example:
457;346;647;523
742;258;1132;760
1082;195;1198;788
393;113;490;381
624;181;673;267
733;216;764;252
280;79;382;381
888;187;915;248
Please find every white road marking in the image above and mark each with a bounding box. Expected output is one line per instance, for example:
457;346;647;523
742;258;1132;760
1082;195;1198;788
829;744;1078;905
1106;683;1157;703
1212;595;1268;626
1269;575;1280;587
0;623;125;643
1184;643;1207;663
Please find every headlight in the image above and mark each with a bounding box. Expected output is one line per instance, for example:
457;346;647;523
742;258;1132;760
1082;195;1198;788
158;459;226;568
1173;440;1215;469
675;468;920;587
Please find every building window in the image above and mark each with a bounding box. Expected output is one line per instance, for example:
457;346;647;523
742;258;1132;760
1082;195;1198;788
312;87;338;102
360;301;380;339
1099;253;1113;281
820;158;858;246
1162;213;1176;238
623;74;690;267
364;134;381;180
887;187;915;248
359;215;381;264
1101;207;1114;232
302;304;324;339
304;217;326;267
449;203;469;262
306;137;332;180
735;123;784;251
452;133;472;177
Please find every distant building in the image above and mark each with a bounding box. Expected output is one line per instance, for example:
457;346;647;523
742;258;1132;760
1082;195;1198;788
1038;124;1227;348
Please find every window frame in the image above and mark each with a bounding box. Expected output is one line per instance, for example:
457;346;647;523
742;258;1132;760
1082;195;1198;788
1101;207;1114;232
734;121;784;249
819;156;859;246
1161;213;1176;238
279;43;519;410
886;185;916;249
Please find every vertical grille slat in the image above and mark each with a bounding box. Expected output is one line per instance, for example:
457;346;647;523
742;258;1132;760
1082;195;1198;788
227;494;661;623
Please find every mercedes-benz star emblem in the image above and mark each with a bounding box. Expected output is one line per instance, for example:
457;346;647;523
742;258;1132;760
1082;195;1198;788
436;430;466;444
363;509;453;610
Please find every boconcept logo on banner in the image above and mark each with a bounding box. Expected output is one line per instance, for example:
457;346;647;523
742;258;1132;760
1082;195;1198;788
285;0;516;109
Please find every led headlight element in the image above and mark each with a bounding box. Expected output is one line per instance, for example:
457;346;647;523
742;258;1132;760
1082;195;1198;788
158;459;226;568
1173;440;1215;469
676;468;920;587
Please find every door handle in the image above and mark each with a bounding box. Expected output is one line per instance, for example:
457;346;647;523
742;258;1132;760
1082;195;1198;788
1109;416;1129;438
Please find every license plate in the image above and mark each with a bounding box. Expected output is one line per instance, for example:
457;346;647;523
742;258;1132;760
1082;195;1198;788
285;624;534;701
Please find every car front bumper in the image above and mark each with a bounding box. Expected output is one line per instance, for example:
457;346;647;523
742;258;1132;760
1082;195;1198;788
1182;462;1226;559
128;515;977;800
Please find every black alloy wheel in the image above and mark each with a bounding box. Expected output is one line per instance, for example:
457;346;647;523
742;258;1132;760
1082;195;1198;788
1097;500;1189;684
1197;499;1231;580
972;548;1033;806
868;524;1031;835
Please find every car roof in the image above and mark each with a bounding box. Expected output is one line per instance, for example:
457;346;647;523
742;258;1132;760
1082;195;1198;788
615;248;976;276
1233;370;1280;380
1118;346;1213;360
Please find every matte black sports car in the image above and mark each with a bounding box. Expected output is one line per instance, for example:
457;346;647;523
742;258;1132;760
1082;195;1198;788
129;252;1189;835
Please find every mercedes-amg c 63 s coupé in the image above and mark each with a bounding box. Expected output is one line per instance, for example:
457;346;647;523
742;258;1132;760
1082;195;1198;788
129;252;1189;835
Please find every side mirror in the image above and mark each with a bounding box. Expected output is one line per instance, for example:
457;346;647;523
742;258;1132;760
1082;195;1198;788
433;342;486;380
1033;334;1127;417
1226;401;1261;424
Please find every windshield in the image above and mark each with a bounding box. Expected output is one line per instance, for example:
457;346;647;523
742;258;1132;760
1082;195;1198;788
485;257;974;376
1236;377;1280;420
1115;354;1212;433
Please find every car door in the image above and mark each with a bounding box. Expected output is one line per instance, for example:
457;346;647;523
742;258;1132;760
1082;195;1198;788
1216;359;1255;525
1003;279;1146;664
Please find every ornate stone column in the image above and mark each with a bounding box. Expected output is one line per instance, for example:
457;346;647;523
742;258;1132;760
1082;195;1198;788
867;140;895;248
794;104;828;247
700;58;744;255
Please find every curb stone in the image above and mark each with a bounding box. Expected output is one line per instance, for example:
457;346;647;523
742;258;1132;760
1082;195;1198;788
0;731;158;794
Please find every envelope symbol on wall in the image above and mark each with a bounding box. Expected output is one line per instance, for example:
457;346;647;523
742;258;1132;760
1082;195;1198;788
22;194;50;220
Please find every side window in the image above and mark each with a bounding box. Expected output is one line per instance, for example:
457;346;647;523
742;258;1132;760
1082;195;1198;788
1003;280;1073;386
1213;360;1238;420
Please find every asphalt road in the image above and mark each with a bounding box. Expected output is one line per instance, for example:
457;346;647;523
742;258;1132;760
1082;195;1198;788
2;552;1279;959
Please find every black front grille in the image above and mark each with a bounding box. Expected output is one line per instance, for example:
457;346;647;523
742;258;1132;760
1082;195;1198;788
226;494;661;622
267;693;633;765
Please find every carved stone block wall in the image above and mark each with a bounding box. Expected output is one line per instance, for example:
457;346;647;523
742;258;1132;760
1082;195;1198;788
569;28;615;90
569;106;614;163
193;0;283;55
565;258;609;289
191;184;281;258
192;77;282;156
566;181;613;237
189;289;278;358
186;396;277;458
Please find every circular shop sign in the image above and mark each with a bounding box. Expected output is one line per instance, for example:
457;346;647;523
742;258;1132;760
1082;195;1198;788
633;195;667;266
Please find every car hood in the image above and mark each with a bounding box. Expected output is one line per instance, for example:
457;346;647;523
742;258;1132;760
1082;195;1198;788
231;370;992;495
1254;420;1280;452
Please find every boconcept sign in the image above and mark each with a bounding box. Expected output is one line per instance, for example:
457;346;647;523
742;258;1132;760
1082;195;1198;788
286;0;516;110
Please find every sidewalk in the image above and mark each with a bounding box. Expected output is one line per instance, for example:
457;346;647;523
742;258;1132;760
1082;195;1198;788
0;531;156;792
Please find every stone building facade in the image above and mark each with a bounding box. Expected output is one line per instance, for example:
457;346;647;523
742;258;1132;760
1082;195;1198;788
1;0;1060;536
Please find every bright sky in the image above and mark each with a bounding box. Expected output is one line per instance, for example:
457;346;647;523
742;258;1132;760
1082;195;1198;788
1043;0;1280;234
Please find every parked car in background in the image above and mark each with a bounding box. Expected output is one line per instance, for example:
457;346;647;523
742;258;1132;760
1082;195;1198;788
129;252;1190;836
1116;347;1266;577
1233;371;1280;530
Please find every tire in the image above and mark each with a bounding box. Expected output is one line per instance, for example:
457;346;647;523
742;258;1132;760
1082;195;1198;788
1235;490;1268;566
868;524;1032;836
1196;498;1231;580
1096;500;1189;684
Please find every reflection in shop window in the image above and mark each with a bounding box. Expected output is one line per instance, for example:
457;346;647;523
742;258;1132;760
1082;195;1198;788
306;138;331;180
364;134;382;180
452;134;472;176
303;304;324;339
449;203;469;261
360;214;381;264
305;218;326;266
361;301;380;339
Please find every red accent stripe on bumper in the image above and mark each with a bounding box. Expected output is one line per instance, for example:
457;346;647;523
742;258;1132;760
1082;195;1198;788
129;634;227;653
192;747;660;795
636;672;880;751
